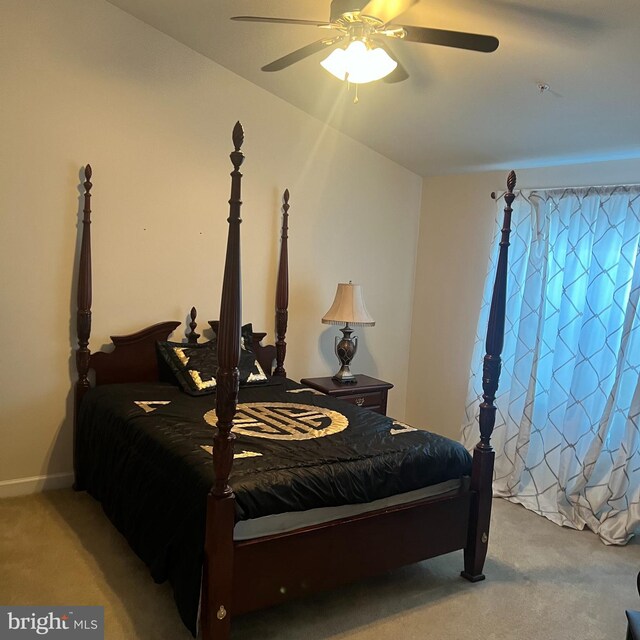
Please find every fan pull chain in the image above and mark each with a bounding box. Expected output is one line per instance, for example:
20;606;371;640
345;74;359;104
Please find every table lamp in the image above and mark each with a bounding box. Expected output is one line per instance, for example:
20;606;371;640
322;282;375;384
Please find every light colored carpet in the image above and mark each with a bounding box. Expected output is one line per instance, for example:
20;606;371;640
1;491;639;639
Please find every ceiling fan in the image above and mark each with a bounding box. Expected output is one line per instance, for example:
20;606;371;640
232;0;499;84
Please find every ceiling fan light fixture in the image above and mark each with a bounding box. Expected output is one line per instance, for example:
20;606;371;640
320;39;397;84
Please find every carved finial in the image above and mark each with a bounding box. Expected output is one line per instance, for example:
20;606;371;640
232;121;244;151
507;170;517;193
84;165;93;195
188;306;200;344
280;189;290;239
230;122;245;172
82;165;93;224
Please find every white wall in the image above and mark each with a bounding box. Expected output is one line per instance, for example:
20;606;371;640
407;158;640;441
0;0;422;493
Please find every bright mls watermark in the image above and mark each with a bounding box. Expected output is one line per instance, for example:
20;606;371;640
1;607;103;638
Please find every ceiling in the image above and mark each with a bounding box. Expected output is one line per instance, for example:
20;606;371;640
106;0;640;176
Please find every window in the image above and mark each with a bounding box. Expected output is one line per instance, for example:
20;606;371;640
462;185;640;544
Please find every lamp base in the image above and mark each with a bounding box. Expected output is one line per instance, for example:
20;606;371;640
332;324;358;384
332;365;357;384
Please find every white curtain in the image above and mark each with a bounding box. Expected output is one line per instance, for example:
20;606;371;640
462;185;640;544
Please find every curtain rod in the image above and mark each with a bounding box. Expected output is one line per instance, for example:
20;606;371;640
491;183;640;200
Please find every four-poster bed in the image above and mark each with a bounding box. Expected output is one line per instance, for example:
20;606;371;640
73;122;515;640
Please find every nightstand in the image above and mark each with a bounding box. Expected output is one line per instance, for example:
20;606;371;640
299;375;394;416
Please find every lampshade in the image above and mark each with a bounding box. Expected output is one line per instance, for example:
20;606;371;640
322;283;375;327
320;40;397;84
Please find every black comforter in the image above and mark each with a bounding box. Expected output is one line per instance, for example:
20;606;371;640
76;378;471;634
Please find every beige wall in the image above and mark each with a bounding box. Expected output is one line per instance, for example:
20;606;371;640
407;158;640;441
0;0;422;492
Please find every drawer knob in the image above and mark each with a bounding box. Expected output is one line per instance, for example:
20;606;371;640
355;397;365;406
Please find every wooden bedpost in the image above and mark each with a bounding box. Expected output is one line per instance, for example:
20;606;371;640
73;165;93;491
461;170;516;582
201;122;245;640
274;189;290;377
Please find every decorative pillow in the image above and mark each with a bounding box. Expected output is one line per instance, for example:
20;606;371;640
241;323;255;352
157;337;268;396
209;322;256;352
238;330;270;386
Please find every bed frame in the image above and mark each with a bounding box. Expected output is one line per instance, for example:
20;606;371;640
73;122;516;640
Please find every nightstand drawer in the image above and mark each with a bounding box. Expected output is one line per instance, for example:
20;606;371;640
300;375;393;417
339;391;383;409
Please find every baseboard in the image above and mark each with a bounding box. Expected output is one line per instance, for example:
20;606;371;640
0;472;75;498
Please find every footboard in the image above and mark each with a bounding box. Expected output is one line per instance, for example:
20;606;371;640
232;489;472;615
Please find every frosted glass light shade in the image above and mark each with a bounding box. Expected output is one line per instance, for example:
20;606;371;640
320;40;397;84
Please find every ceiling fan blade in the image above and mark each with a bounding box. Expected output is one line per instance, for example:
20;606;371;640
231;16;333;28
261;38;341;72
359;0;418;25
400;25;499;52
